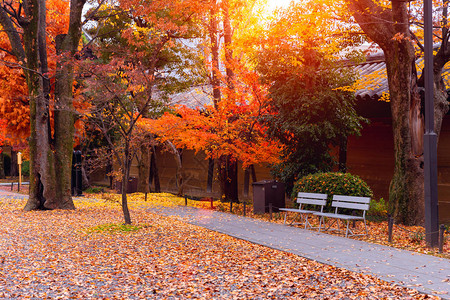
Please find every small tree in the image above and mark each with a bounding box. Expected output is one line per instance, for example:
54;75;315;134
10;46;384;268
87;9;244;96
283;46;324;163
82;0;206;223
257;45;365;194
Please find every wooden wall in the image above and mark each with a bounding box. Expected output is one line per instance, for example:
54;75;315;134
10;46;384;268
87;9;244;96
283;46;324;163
347;117;450;223
132;149;273;201
89;115;450;223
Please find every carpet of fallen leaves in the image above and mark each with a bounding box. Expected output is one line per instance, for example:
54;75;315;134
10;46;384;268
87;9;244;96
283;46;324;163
89;191;449;259
0;194;441;299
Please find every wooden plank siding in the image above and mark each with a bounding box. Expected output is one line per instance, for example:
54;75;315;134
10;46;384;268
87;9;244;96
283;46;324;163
346;117;450;223
136;149;272;201
89;116;450;223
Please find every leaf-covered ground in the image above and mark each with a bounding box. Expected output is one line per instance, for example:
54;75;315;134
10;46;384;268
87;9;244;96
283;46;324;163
1;183;448;257
0;196;441;299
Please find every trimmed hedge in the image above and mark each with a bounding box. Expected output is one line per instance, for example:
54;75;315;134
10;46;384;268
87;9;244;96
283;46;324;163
292;172;373;201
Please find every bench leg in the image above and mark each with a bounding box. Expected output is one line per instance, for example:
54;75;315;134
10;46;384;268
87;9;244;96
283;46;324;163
364;219;368;236
345;220;350;238
304;215;310;229
283;212;301;226
318;216;323;232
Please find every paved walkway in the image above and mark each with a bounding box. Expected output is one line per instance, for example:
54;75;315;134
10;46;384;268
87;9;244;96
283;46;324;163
148;206;450;299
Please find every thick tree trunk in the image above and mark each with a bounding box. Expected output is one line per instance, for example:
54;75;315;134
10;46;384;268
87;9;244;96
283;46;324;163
385;45;424;225
23;0;57;210
348;0;449;225
21;0;86;211
218;155;239;203
52;34;76;209
149;146;161;193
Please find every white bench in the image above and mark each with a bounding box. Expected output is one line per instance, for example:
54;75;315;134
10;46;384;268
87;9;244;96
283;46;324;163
314;195;370;237
279;192;327;229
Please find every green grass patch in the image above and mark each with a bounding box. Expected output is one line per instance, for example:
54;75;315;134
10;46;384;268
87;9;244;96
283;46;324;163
84;186;104;194
86;223;150;234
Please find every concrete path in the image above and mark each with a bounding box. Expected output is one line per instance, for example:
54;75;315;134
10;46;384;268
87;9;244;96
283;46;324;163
0;189;28;199
148;206;450;299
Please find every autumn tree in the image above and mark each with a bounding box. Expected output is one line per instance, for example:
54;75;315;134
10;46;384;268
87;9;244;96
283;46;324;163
145;62;282;196
203;0;268;202
81;0;207;224
0;0;88;210
251;1;365;194
257;49;365;194
346;0;449;224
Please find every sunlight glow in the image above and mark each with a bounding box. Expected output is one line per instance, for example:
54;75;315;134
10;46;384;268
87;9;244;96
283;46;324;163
266;0;295;11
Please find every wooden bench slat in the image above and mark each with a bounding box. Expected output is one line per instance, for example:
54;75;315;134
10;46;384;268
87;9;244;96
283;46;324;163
297;192;328;199
332;202;370;211
332;195;370;203
296;198;327;206
314;212;364;220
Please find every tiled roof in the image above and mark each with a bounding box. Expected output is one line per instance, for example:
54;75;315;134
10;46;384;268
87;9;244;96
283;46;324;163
352;52;450;101
169;85;213;109
352;53;388;100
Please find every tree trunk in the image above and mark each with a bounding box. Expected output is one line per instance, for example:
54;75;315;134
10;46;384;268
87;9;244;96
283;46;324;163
0;152;4;179
150;146;161;193
166;141;184;196
137;141;150;193
347;0;450;225
23;0;58;210
218;155;239;203
385;45;424;225
121;139;132;224
210;0;221;107
20;0;86;211
218;0;239;203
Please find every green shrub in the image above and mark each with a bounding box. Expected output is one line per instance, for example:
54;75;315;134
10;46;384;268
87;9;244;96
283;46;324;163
292;172;373;202
21;161;30;177
84;186;104;194
368;197;388;217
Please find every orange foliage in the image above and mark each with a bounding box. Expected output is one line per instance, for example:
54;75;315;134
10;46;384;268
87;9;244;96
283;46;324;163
0;0;70;146
142;63;282;168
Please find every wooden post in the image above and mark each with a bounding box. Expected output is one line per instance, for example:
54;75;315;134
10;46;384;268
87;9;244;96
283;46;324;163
243;201;246;217
269;203;273;221
439;224;445;253
185;196;187;206
17;152;22;192
388;215;394;243
145;192;148;201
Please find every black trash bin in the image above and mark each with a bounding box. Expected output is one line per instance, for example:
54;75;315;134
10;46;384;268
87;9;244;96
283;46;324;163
252;180;285;213
116;177;138;194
